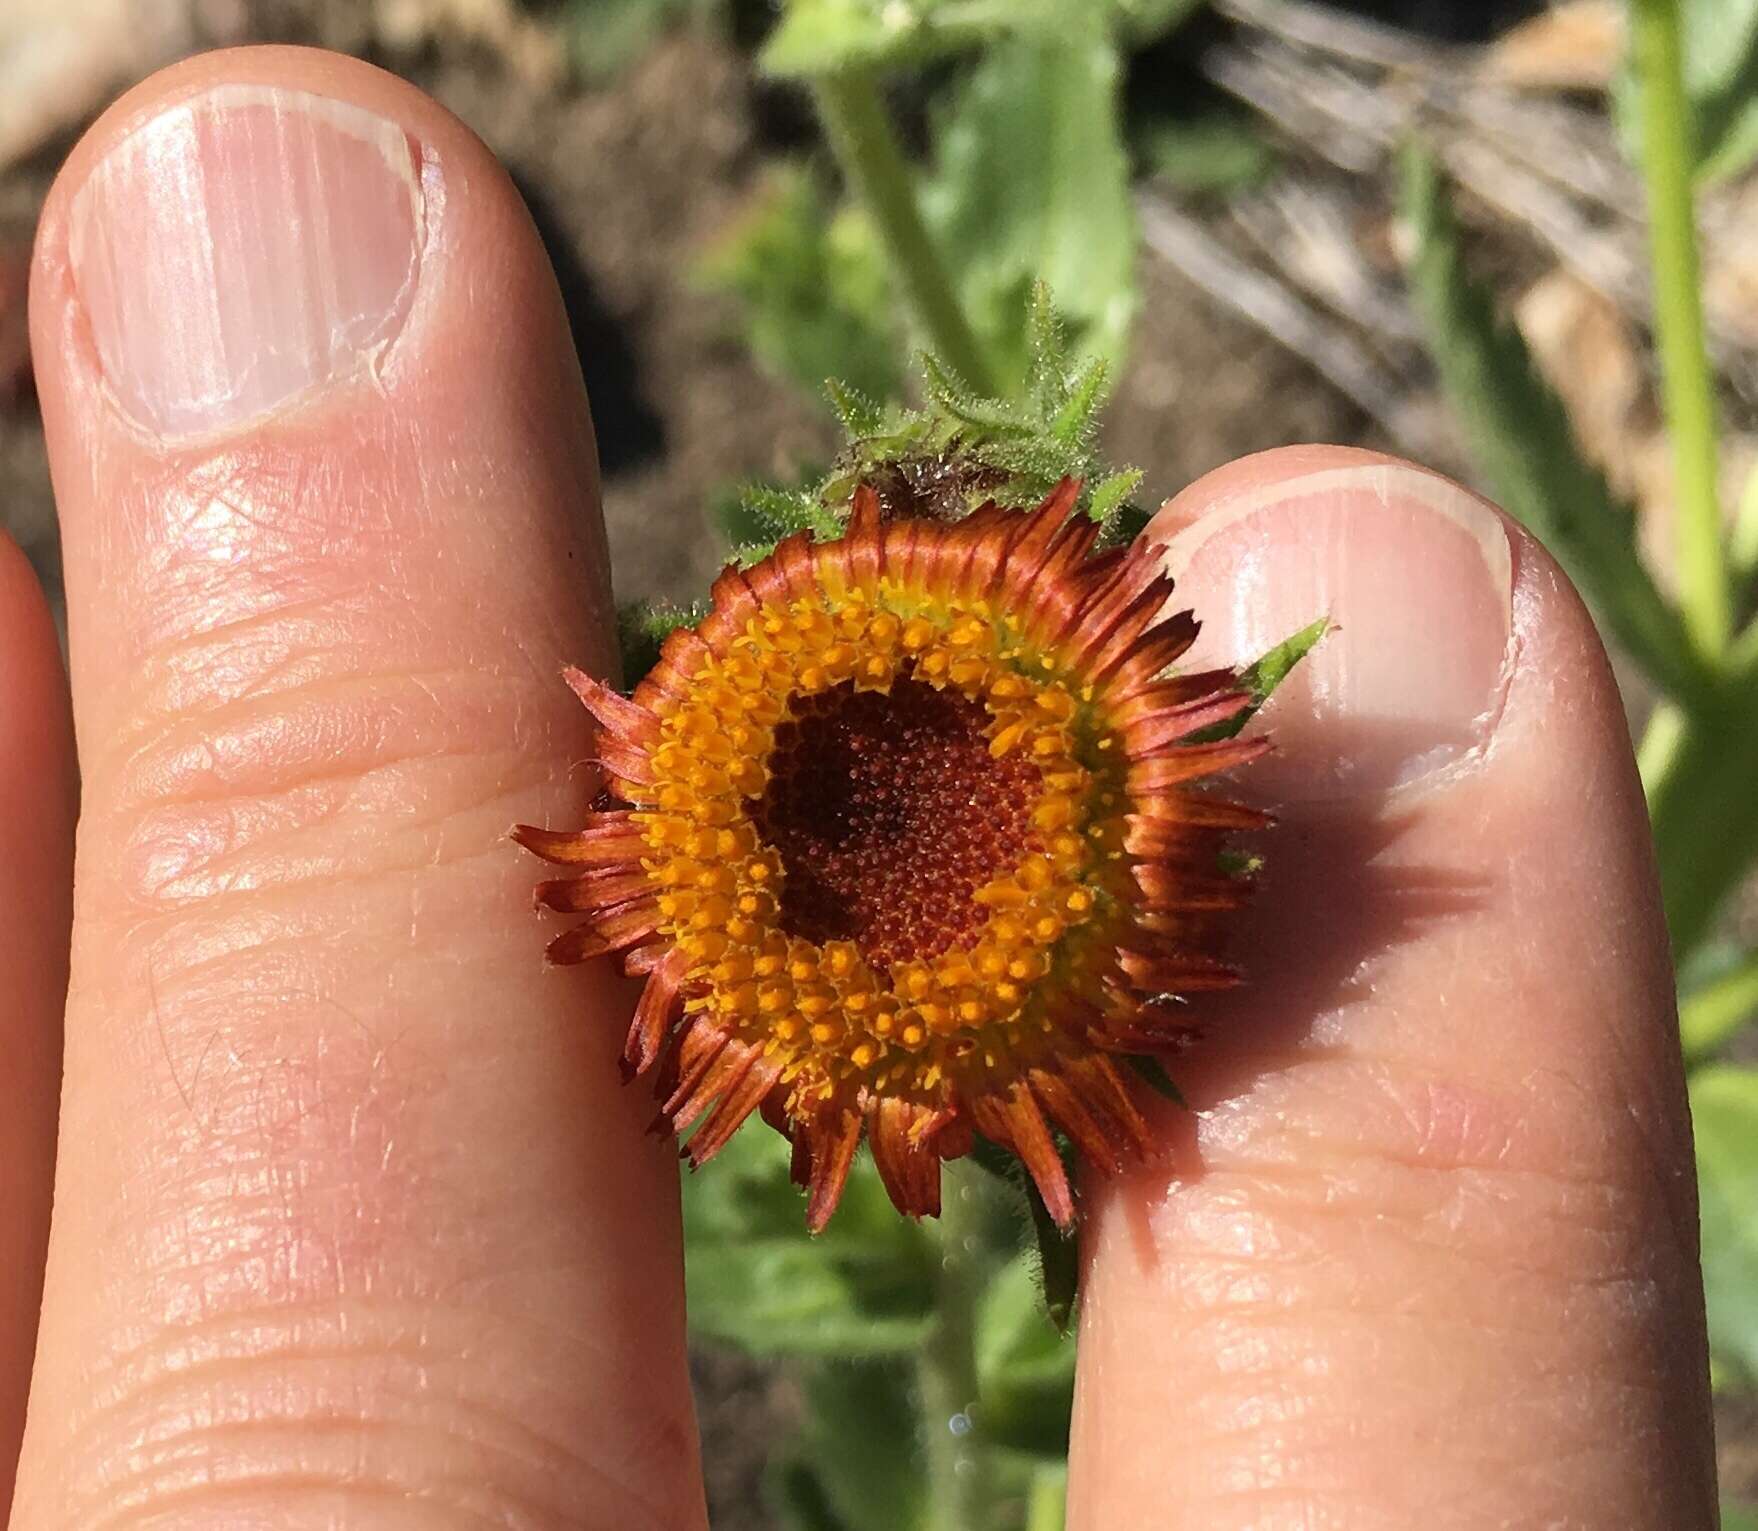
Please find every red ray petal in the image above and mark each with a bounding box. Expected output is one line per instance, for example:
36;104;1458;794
698;567;761;647
887;515;930;591
1029;1066;1125;1173
1133;863;1253;912
970;1083;1074;1229
1096;610;1201;694
1018;518;1105;637
639;627;714;707
667;1035;757;1134
563;666;660;743
867;1097;943;1219
941;501;1014;601
534;868;653;914
511;816;643;866
1116;949;1241;993
847;481;882;538
1063;580;1168;676
596;738;657;788
545;903;663;964
1112;669;1244;725
804;1107;864;1233
842;491;884;592
624;947;690;1077
1128;738;1272;792
1122;691;1252;755
994;483;1077;605
1064;1054;1156;1159
771;530;820;603
686;1050;784;1166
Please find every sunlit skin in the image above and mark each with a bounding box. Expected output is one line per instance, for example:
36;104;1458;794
0;46;1716;1531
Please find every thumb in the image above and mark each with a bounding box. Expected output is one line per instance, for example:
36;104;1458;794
1068;448;1716;1528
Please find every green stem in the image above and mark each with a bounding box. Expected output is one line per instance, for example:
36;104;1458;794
813;66;996;395
1631;0;1729;658
920;1162;991;1531
1681;949;1758;1062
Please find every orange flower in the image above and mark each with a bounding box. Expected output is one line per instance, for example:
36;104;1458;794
516;480;1267;1230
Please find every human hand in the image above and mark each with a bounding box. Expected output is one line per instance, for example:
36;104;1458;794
0;47;1717;1529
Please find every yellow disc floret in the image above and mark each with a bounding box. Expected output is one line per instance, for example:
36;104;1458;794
624;588;1129;1110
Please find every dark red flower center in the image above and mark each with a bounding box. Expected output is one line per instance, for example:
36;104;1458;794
754;676;1041;971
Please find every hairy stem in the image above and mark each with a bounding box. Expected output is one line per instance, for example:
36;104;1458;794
1631;0;1729;658
813;67;996;395
920;1162;991;1531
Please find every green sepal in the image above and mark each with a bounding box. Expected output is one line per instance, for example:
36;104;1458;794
808;288;1145;529
1187;616;1331;745
965;1133;1080;1334
1123;1052;1187;1109
1025;1171;1079;1336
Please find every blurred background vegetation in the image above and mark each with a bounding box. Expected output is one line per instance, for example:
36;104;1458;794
3;1;1758;1526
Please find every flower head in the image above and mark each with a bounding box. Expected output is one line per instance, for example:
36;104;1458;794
516;479;1268;1230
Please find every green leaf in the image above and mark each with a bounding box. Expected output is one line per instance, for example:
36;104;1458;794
1139;113;1275;196
759;0;1018;77
1186;615;1330;744
1087;468;1144;529
975;1253;1078;1453
1400;144;1709;703
1025;1174;1080;1337
768;1455;846;1531
925;15;1139;389
760;0;1178;77
1680;945;1758;1061
1691;1065;1758;1381
785;1361;929;1531
1614;0;1758;182
682;1126;938;1357
557;0;715;83
1112;0;1206;46
1123;1051;1187;1107
696;165;903;404
1025;1463;1070;1531
825;377;889;438
919;351;1036;437
712;479;844;553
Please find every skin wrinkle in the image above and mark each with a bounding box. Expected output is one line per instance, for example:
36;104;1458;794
60;1297;693;1531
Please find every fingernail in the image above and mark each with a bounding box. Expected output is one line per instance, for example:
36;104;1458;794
68;84;424;440
1155;459;1514;802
